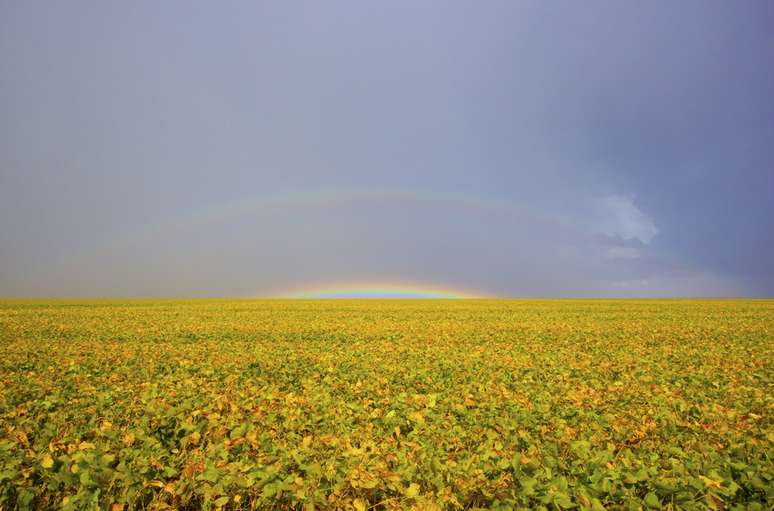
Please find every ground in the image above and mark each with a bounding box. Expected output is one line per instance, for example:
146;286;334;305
0;299;772;510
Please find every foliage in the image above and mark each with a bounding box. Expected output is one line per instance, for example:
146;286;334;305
0;299;772;510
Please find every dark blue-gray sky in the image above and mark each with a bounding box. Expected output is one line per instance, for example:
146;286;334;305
1;1;773;297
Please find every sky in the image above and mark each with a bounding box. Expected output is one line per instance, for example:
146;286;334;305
1;1;773;297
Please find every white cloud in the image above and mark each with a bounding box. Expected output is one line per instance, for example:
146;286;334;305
594;194;659;244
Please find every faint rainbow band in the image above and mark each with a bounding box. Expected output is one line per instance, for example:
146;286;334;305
278;281;482;298
71;187;566;298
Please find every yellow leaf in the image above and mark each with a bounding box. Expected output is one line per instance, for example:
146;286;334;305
78;441;95;451
110;504;124;511
353;498;367;511
360;477;378;489
41;454;54;469
409;411;425;424
699;475;723;489
15;430;29;446
406;483;420;498
384;472;401;482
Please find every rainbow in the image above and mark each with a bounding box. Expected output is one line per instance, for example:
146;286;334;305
278;282;482;299
79;187;573;260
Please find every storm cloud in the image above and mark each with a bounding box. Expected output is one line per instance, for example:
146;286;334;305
1;1;772;296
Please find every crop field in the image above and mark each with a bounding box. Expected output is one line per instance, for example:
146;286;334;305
0;299;772;510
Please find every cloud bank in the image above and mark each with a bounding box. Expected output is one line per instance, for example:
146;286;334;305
1;1;771;296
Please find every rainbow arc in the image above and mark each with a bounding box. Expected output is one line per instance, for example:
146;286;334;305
278;282;481;299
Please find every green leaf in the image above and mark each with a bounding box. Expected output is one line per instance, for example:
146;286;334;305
644;492;660;509
197;467;220;484
553;492;576;509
